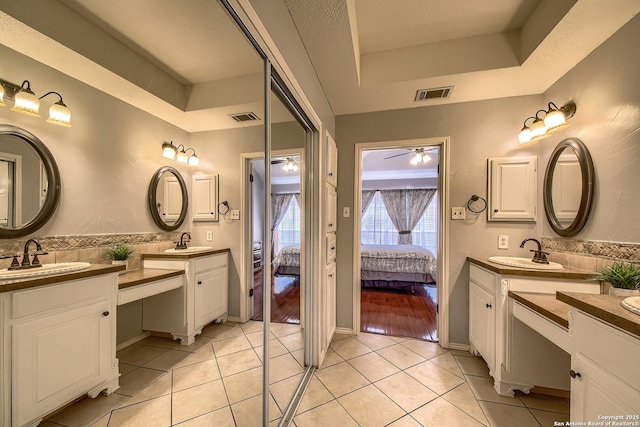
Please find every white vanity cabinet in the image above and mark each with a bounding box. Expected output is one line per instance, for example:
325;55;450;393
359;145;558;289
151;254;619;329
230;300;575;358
469;266;496;374
468;259;600;396
0;269;120;427
143;251;229;345
570;310;640;422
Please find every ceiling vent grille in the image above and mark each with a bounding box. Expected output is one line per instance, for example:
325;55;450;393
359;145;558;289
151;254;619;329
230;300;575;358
414;86;453;102
229;112;260;122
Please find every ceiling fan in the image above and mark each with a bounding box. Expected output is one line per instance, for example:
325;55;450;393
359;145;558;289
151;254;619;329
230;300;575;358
271;156;299;171
383;148;435;165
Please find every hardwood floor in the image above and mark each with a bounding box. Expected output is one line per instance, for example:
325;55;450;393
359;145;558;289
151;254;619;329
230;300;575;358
361;285;438;341
251;269;301;324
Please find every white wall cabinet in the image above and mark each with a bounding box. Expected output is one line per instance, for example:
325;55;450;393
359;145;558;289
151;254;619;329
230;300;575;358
570;310;640;422
468;262;599;396
192;174;219;222
326;132;338;187
488;156;537;222
1;273;119;427
143;251;228;345
320;131;338;365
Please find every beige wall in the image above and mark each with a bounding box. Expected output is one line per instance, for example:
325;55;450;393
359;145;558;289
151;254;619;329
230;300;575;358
335;14;640;345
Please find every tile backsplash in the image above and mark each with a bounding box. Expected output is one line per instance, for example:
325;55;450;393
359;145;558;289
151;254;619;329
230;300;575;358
0;232;180;271
543;236;640;272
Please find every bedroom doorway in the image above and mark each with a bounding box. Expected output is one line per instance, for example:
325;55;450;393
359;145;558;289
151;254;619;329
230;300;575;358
355;140;445;342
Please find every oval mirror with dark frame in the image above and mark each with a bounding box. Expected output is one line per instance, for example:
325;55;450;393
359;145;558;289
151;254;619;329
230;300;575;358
543;137;595;237
148;166;188;231
0;124;61;238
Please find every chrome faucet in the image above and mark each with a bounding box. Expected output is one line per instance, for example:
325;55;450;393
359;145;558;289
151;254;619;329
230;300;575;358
520;238;549;264
175;232;191;250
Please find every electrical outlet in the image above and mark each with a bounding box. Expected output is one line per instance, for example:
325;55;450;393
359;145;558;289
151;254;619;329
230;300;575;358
451;207;466;220
206;231;213;242
343;207;350;217
498;234;509;249
230;210;240;220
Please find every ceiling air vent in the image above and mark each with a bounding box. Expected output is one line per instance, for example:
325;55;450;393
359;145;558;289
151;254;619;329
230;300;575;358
414;86;453;102
229;112;260;122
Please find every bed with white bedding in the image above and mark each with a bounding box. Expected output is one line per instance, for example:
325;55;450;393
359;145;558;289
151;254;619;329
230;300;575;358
273;244;436;291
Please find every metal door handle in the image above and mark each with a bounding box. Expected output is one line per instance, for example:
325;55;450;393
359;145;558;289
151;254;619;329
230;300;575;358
486;303;492;308
102;311;110;317
197;280;202;285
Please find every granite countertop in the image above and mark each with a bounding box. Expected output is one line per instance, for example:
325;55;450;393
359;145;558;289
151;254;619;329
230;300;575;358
0;264;124;293
142;247;230;260
509;291;571;328
557;291;640;339
118;268;185;290
468;256;596;280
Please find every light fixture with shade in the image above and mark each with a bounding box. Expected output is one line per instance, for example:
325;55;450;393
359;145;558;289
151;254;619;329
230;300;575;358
162;141;178;160
518;101;576;144
1;78;72;127
11;80;40;117
282;158;299;172
176;146;189;164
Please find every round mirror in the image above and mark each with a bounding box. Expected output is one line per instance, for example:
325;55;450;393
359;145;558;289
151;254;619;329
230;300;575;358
148;166;188;231
543;138;595;237
0;125;61;238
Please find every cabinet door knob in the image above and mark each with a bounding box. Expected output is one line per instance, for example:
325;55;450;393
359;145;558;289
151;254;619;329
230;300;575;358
328;172;333;176
328;223;333;227
102;311;110;317
569;369;581;379
331;246;336;250
485;303;492;308
328;274;333;278
493;209;499;213
197;280;202;285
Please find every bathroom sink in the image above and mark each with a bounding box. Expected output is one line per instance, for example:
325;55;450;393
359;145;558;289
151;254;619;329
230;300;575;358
164;246;214;254
488;256;564;271
0;262;91;280
621;296;640;316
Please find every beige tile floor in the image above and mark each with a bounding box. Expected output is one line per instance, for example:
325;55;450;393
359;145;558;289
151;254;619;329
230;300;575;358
42;323;569;427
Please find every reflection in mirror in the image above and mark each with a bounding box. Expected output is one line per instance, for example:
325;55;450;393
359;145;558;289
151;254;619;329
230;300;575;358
147;166;188;231
551;149;581;224
0;125;60;238
544;138;595;237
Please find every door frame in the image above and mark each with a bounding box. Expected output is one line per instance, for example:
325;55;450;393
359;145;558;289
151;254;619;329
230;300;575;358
352;137;451;347
241;148;306;327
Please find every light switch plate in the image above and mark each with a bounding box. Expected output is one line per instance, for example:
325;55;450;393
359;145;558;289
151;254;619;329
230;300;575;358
343;207;350;217
230;210;240;220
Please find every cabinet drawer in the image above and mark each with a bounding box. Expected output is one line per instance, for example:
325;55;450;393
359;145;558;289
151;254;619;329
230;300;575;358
326;234;336;264
12;276;113;319
470;264;495;293
573;310;640;388
195;253;228;272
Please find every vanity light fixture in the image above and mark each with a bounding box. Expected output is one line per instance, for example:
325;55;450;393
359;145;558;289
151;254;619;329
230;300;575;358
518;101;576;144
282;158;298;172
0;78;72;127
161;141;199;166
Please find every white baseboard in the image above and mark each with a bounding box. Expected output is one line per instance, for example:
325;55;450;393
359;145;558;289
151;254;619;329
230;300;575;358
335;327;354;336
116;332;151;351
446;342;470;352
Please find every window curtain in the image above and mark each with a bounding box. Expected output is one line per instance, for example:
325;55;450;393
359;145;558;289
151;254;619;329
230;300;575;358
379;189;437;244
293;192;301;208
361;190;376;217
271;193;295;258
405;189;437;244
